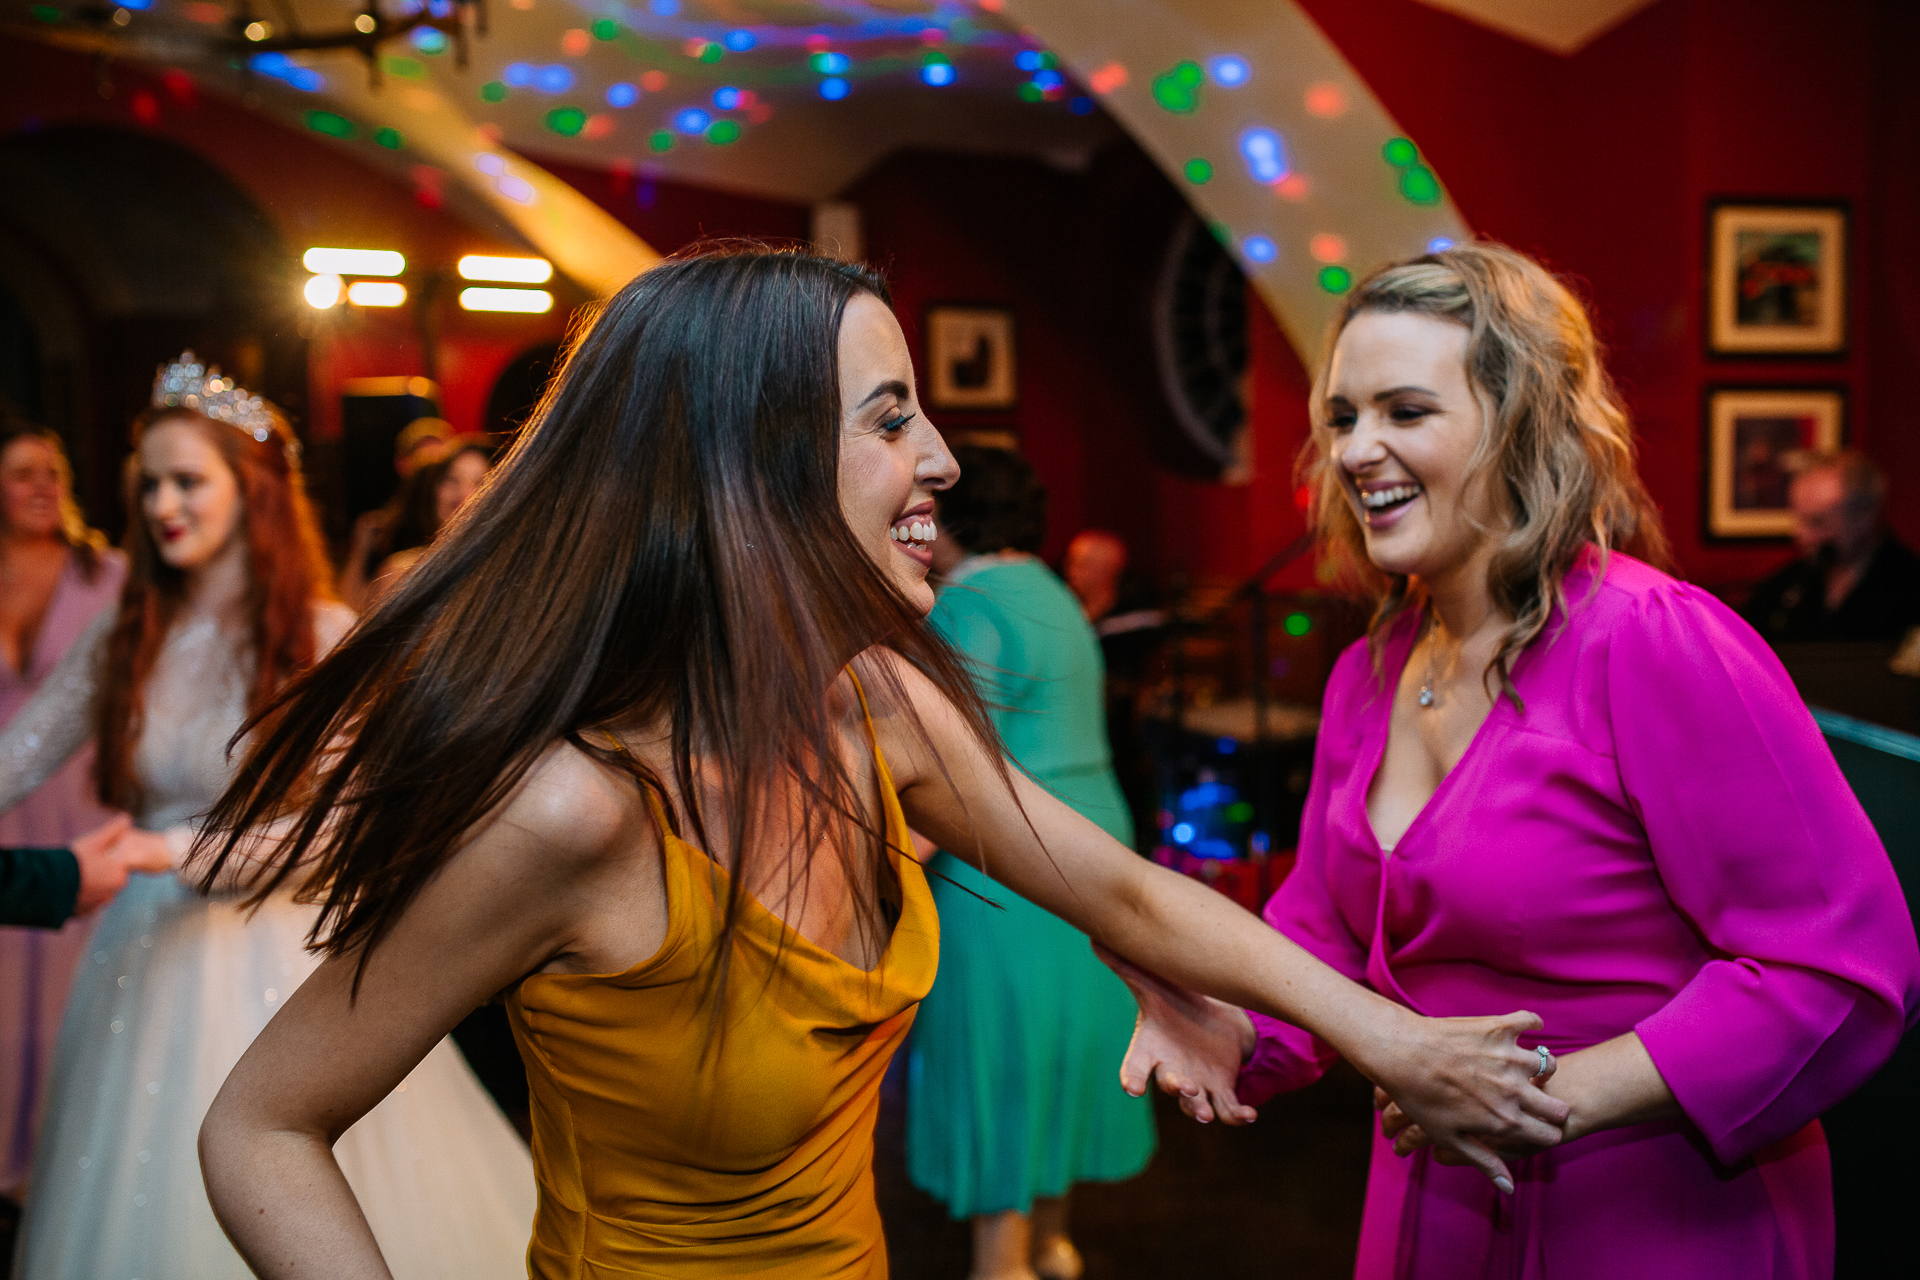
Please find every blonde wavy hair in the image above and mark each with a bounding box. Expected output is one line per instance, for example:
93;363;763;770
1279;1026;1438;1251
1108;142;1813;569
1300;240;1669;704
0;421;110;578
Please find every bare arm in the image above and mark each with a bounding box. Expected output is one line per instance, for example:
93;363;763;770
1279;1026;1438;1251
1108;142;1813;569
0;606;110;815
199;744;664;1277
870;656;1568;1187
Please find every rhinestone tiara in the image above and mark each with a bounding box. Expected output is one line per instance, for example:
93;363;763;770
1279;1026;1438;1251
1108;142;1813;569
151;351;278;444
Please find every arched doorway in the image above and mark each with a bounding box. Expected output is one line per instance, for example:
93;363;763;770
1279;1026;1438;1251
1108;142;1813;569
0;125;302;534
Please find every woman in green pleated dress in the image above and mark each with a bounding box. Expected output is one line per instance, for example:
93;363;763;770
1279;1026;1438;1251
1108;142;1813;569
907;447;1155;1280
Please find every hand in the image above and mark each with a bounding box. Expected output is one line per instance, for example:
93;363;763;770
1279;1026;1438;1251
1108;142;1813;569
1351;1009;1570;1192
1375;1043;1558;1165
71;815;172;915
1096;942;1259;1126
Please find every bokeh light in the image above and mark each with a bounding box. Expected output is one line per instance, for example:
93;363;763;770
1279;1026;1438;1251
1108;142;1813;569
545;107;586;137
712;86;740;110
707;119;741;145
1152;61;1203;113
560;28;590;56
606;82;638;108
1069;95;1094;115
537;65;574;94
411;27;447;55
591;19;619;41
480;80;507;103
1208;55;1249;87
724;30;756;52
673;107;710;134
1304;82;1347;118
1238;127;1288;185
819;77;851;101
1284;612;1313;637
1318;265;1353;293
1242;235;1277;264
809;51;851;75
1183;158;1213;184
504;62;533;87
1427;236;1456;253
648;129;673;152
1400;167;1441;204
1382;137;1419;167
1309;233;1347;263
921;61;956;87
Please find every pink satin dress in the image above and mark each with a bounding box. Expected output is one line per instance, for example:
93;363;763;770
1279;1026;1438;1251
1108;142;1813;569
1239;548;1919;1279
0;547;124;1193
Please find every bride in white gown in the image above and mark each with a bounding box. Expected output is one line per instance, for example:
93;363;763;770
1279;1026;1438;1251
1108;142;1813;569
3;356;533;1279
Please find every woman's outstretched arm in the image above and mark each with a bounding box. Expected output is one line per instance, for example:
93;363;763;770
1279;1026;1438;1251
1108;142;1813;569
872;655;1569;1189
199;742;664;1278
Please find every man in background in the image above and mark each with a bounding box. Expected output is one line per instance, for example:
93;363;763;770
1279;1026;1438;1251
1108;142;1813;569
1743;451;1920;644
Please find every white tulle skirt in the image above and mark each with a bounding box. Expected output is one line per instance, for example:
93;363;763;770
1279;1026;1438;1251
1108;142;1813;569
13;872;535;1279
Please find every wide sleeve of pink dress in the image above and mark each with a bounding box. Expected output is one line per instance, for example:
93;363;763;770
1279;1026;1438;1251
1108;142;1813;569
1236;548;1919;1280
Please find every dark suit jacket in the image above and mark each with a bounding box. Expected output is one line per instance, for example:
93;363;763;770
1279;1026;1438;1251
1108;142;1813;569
0;847;79;928
1743;535;1920;644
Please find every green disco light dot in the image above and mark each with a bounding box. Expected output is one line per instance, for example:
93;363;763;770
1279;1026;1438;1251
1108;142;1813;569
1039;52;1058;69
1151;65;1200;114
1400;165;1441;204
591;19;620;40
1226;801;1255;823
649;129;674;153
1318;266;1352;294
923;50;951;66
545;107;586;137
1284;612;1312;637
699;42;724;63
480;80;507;103
706;119;741;144
305;111;354;139
1208;220;1232;246
1018;81;1044;102
383;56;425;80
374;127;403;150
30;5;59;22
1173;60;1203;88
1183;157;1213;184
1382;137;1418;167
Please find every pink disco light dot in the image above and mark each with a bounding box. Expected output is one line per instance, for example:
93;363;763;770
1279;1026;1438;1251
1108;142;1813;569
562;28;590;57
1088;62;1128;94
805;34;831;52
641;70;668;92
1304;82;1347;118
1274;172;1310;202
1309;233;1348;264
582;113;616;139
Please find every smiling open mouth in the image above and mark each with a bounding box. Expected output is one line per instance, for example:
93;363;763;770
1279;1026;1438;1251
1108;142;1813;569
890;518;935;550
1361;483;1422;517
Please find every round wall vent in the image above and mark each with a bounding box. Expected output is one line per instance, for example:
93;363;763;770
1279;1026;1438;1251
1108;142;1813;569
1152;214;1248;473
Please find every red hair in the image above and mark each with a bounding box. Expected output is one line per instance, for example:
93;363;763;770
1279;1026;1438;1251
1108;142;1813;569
96;406;336;809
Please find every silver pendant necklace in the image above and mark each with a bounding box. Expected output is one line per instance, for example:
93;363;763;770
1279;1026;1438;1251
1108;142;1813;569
1418;622;1440;708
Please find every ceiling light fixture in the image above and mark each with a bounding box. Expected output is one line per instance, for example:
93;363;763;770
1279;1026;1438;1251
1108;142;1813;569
303;247;406;276
460;287;554;314
457;255;554;284
347;281;409;307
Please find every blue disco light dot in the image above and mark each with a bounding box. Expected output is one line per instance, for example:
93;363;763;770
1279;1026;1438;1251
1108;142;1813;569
712;85;740;109
1171;822;1196;844
809;51;850;75
1069;95;1094;115
921;63;955;87
724;29;755;52
1238;126;1289;185
819;76;850;101
648;0;680;13
287;67;324;91
411;26;448;54
1216;736;1239;754
249;51;290;74
504;62;534;87
1243;235;1277;264
1032;68;1064;91
1208;54;1250;87
673;106;711;134
119;0;152;8
537;64;574;94
606;82;638;108
1014;50;1044;72
1427;236;1456;253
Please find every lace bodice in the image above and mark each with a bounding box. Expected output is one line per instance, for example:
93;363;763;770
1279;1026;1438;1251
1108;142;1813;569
0;601;354;833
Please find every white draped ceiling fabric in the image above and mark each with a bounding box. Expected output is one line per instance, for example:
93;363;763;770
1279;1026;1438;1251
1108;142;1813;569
14;1;1476;357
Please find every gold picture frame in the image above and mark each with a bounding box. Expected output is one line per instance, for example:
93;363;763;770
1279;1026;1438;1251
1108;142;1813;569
1707;202;1848;356
1703;386;1845;540
925;305;1017;410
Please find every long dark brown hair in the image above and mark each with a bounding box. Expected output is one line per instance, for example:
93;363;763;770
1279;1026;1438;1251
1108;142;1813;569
198;244;1008;987
98;404;334;810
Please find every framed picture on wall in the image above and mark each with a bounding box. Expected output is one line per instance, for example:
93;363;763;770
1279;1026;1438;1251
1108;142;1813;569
925;305;1017;410
1704;386;1846;540
1707;201;1848;356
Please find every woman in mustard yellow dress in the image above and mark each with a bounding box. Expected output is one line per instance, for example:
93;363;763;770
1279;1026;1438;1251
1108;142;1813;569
193;246;1571;1279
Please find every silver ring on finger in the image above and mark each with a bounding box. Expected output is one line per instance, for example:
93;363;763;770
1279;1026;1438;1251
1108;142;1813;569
1535;1045;1555;1077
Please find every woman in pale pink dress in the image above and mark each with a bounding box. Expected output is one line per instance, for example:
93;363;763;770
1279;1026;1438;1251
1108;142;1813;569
0;421;125;1198
1114;241;1919;1278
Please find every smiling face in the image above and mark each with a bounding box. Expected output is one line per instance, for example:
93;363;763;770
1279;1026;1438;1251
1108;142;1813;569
1324;310;1503;583
138;416;245;572
835;292;958;614
0;436;66;541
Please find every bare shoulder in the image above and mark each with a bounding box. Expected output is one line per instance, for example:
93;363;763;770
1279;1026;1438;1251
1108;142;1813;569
848;647;976;789
489;735;651;872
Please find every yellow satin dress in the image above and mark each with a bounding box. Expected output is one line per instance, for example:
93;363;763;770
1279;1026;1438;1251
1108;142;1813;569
506;732;937;1279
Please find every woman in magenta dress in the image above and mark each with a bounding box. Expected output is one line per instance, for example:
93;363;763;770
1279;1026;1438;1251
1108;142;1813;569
0;422;125;1197
1114;241;1920;1278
